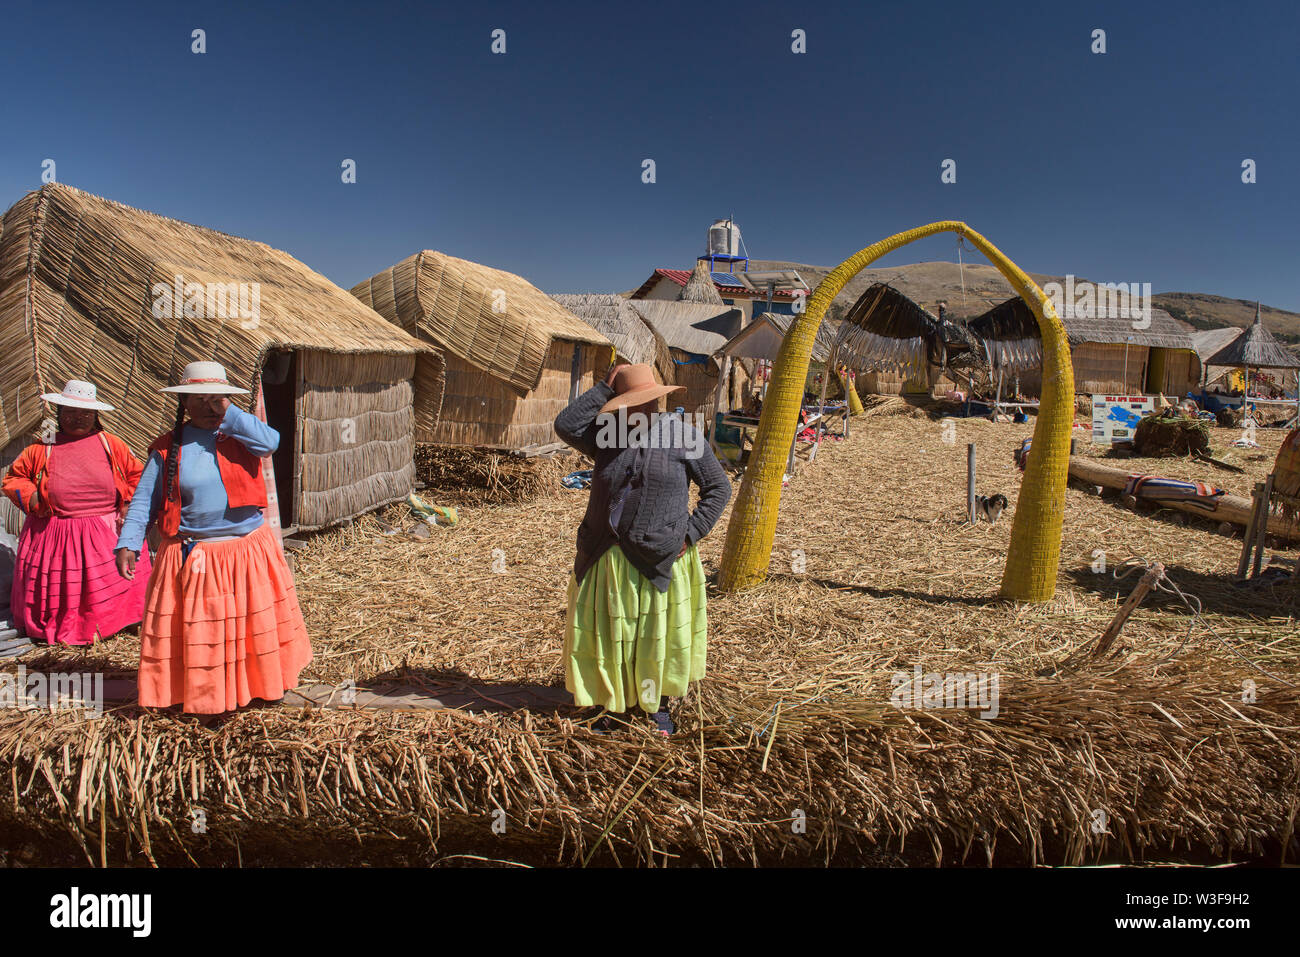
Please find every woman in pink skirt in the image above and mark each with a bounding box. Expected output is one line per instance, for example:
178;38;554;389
2;380;151;645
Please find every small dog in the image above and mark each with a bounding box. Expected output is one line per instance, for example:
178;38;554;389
974;493;1009;524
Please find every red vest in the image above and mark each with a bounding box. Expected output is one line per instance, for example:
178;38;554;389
147;429;268;537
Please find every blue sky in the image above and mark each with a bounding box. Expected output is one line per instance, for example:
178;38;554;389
2;0;1296;308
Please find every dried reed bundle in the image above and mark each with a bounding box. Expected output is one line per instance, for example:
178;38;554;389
1133;414;1212;457
858;394;938;419
415;444;575;506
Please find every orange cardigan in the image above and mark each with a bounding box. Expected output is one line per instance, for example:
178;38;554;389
2;431;145;518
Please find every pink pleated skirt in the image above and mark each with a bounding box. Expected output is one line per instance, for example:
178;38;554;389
10;512;151;646
138;523;312;714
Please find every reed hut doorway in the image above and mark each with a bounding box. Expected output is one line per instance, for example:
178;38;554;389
261;350;299;527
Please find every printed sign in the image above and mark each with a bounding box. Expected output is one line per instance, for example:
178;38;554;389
1092;394;1154;444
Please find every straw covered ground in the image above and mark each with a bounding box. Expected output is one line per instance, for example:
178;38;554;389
2;411;1298;867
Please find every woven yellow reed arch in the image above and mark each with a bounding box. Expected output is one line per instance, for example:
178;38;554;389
717;221;1074;602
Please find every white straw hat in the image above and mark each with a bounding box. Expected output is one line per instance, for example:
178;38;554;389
41;379;114;411
160;361;250;395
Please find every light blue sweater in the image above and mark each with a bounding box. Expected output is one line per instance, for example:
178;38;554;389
115;405;279;553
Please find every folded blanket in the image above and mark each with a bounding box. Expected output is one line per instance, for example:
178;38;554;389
1123;474;1225;511
562;469;592;490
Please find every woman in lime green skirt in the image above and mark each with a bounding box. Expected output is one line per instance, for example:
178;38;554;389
554;363;731;736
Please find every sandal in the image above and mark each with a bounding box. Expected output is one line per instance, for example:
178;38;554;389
591;710;627;734
650;707;675;737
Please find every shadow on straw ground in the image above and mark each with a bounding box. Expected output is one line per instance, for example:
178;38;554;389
766;571;1003;608
349;665;578;714
1062;563;1300;619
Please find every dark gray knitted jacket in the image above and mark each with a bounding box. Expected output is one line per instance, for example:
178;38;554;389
554;382;732;592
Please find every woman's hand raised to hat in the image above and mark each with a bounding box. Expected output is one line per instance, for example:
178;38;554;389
115;548;137;581
604;363;630;387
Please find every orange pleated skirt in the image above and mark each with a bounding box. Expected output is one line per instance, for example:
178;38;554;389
138;522;312;714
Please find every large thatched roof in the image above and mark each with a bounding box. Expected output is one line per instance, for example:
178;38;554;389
352;251;610;396
1205;311;1300;370
549;293;676;384
968;296;1196;372
0;184;435;457
835;283;977;376
625;300;743;357
966;297;1047;372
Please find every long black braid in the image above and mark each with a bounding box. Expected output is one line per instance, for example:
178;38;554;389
164;400;186;504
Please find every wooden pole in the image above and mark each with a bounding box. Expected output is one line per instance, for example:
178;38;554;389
967;443;977;524
993;366;1004;420
1252;472;1274;578
817;343;836;447
569;345;583;402
1094;562;1163;659
709;354;732;455
1237;482;1264;579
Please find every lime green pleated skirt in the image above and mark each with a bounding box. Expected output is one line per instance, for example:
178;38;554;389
564;543;708;714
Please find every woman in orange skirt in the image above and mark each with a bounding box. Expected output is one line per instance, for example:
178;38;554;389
114;362;311;714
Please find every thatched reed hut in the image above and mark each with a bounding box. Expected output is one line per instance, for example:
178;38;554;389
549;293;677;387
836;283;980;396
351;252;612;450
0;184;439;534
712;311;842;418
968;296;1201;396
720;311;838;367
678;259;725;305
1203;308;1300;394
1192;327;1248;390
622;300;744;416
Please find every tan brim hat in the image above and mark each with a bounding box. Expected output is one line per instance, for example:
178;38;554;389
41;393;114;411
600;383;685;414
41;379;114;411
160;382;250;395
159;360;250;395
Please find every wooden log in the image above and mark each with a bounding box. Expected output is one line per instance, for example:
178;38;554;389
1094;563;1164;659
1067;456;1300;542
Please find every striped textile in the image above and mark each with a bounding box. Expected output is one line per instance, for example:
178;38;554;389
1123;474;1226;511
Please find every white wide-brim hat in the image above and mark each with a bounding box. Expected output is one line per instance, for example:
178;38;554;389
41;379;114;411
160;361;250;395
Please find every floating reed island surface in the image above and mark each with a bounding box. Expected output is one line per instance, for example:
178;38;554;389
2;416;1298;867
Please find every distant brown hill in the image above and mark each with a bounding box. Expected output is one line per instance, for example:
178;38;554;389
744;260;1300;351
1149;293;1300;346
